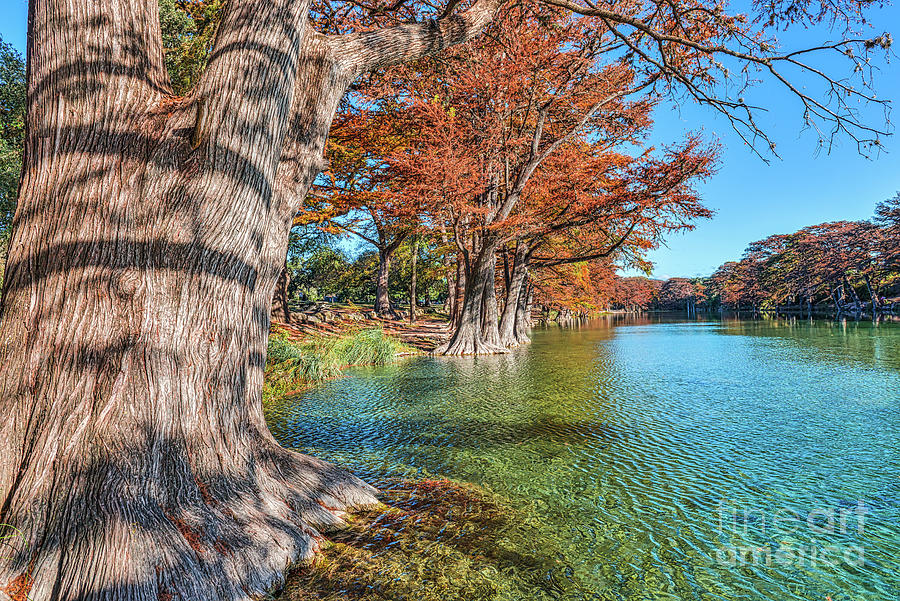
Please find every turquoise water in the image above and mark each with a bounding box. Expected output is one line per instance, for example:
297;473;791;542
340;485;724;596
266;316;900;600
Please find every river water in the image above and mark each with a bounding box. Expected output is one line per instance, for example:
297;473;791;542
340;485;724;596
266;315;900;600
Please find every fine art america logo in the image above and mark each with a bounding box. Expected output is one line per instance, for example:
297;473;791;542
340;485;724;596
714;501;868;568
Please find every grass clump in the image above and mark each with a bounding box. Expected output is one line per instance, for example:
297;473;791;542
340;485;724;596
263;328;405;401
308;327;405;367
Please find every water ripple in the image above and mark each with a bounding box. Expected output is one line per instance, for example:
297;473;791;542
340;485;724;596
266;316;900;600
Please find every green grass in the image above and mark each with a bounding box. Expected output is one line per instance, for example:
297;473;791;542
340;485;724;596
263;328;405;401
279;478;583;601
311;327;404;367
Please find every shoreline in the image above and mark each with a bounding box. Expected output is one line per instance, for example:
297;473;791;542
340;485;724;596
272;303;452;354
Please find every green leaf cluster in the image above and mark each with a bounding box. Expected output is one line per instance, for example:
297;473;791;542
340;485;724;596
159;0;225;95
0;35;25;240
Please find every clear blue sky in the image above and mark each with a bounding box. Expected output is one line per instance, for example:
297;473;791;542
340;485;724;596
639;5;900;279
1;0;897;279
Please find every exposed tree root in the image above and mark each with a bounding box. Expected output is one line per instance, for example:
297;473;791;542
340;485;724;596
497;336;525;349
374;307;400;320
435;335;509;356
0;443;378;601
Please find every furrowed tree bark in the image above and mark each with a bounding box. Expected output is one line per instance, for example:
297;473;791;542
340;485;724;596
436;237;507;355
498;241;529;347
445;262;457;321
481;252;501;346
0;0;502;598
452;256;466;328
516;281;533;343
502;246;511;291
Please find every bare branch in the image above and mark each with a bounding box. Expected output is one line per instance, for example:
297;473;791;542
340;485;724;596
539;0;891;154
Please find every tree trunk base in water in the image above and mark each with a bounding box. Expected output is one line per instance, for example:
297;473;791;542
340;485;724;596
436;340;510;355
435;326;510;355
0;443;378;601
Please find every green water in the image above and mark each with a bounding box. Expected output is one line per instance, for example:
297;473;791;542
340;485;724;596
266;316;900;600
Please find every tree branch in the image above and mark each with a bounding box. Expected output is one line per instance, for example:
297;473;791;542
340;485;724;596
329;0;504;75
497;79;654;223
332;221;383;247
540;0;891;155
530;220;640;267
197;0;314;164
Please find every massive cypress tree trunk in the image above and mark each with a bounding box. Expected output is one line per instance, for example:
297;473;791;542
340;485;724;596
0;5;374;599
514;281;533;343
481;252;501;346
436;239;506;355
498;241;529;347
374;246;395;317
437;177;514;355
0;0;500;598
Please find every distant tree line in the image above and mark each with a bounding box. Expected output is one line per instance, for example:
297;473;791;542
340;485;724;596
708;199;899;315
269;194;900;326
598;198;900;316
